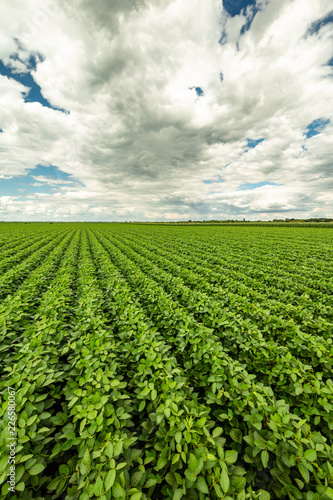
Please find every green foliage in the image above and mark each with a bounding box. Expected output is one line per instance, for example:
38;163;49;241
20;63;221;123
0;223;332;499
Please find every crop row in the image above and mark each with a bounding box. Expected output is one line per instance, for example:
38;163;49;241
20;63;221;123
0;224;332;500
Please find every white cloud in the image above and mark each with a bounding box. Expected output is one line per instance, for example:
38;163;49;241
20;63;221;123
0;0;332;220
31;175;76;186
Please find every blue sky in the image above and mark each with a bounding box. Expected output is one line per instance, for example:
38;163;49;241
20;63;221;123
0;0;332;221
306;10;333;37
0;165;81;198
189;86;204;97
222;0;256;17
244;138;265;151
304;118;330;139
0;58;68;113
219;0;260;42
237;182;279;191
203;177;223;185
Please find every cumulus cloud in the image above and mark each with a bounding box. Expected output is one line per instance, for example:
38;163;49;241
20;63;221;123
0;0;332;220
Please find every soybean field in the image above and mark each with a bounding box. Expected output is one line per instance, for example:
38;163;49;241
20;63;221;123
0;222;333;500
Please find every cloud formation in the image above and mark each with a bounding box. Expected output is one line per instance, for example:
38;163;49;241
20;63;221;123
0;0;332;220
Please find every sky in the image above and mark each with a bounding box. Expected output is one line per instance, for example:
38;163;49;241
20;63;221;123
0;0;332;221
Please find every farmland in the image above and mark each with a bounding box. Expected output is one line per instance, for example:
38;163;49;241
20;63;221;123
0;223;332;500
